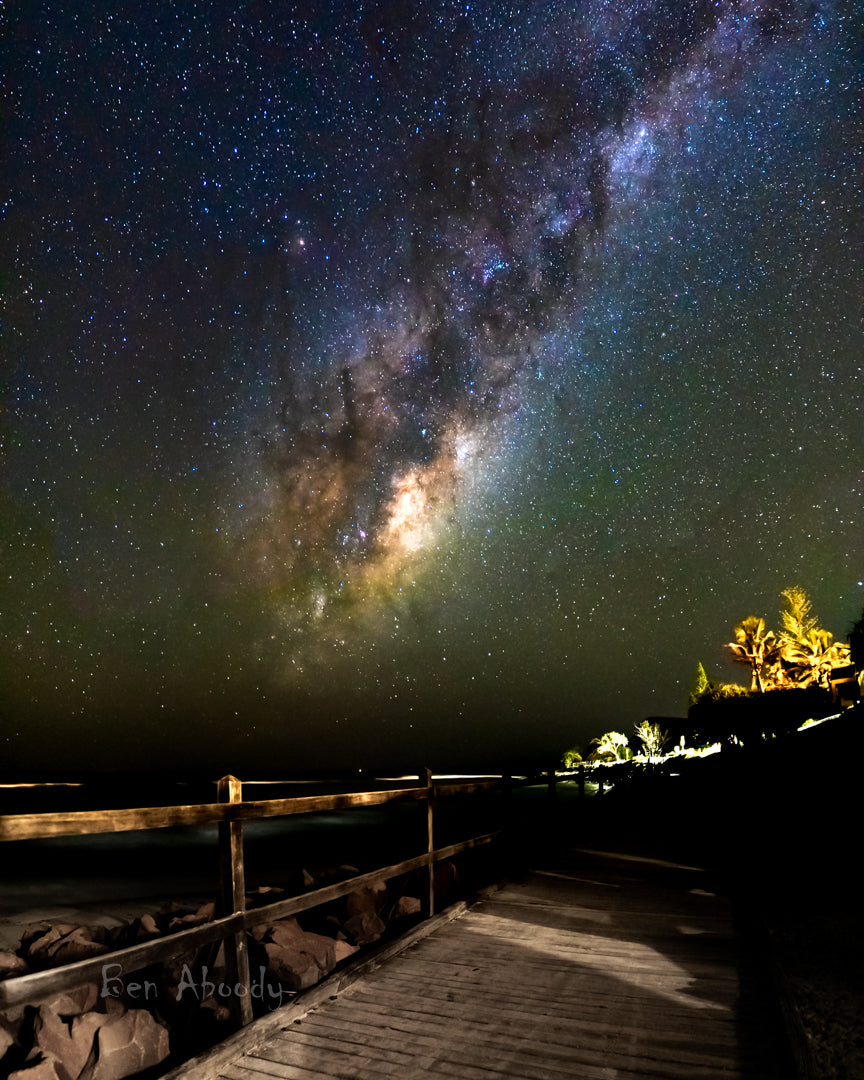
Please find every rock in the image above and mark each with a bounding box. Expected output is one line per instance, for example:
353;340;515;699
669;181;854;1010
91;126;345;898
333;940;359;964
0;1001;27;1025
263;919;336;991
393;895;422;918
128;913;160;940
50;931;109;969
342;884;389;944
434;859;461;902
91;1009;169;1080
102;995;128;1018
246;886;284;909
168;902;215;932
345;882;388;917
0;950;28;979
20;924;54;952
31;1003;101;1080
0;1017;16;1059
198;995;231;1023
43;984;99;1018
25;925;109;969
8;1054;69;1080
342;910;386;946
70;1011;106;1061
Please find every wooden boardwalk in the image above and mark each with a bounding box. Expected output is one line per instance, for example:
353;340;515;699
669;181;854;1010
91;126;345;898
170;848;785;1080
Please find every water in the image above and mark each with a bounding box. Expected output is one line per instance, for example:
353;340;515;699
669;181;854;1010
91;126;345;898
0;774;527;949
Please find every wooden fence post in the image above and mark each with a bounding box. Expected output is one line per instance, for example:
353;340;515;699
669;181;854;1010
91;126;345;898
421;769;434;919
217;775;253;1027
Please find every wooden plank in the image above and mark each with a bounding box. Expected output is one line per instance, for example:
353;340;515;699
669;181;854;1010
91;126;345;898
218;776;253;1027
359;963;739;1022
342;983;742;1047
264;1014;754;1080
220;1062;324;1080
131;851;786;1080
385;939;741;987
0;785;429;841
345;974;740;1032
162;896;477;1080
306;999;746;1073
423;768;434;918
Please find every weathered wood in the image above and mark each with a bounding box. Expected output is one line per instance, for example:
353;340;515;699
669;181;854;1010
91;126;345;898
0;835;498;1009
422;768;434;918
162;897;476;1080
218;776;253;1027
167;852;785;1080
0;785;430;841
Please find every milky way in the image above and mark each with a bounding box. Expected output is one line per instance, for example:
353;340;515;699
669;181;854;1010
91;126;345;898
3;0;860;772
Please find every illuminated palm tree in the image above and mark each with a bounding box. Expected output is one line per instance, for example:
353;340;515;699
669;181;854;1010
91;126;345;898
726;616;783;692
783;628;851;689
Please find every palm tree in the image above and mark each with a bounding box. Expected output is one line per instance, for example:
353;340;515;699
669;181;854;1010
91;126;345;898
726;616;783;692
782;628;851;689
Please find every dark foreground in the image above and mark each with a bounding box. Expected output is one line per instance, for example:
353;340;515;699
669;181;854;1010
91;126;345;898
168;846;788;1080
3;712;862;1078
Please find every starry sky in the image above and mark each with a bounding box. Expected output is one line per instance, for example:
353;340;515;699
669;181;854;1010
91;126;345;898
2;0;861;776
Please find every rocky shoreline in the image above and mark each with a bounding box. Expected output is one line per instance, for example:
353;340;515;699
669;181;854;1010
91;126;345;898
0;864;439;1080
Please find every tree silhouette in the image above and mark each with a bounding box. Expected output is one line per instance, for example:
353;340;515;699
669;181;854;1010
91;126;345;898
726;616;783;692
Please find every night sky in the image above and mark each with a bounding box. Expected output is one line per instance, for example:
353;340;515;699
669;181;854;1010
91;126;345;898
2;0;861;776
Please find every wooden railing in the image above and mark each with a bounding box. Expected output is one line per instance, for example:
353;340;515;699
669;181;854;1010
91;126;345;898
0;772;520;1025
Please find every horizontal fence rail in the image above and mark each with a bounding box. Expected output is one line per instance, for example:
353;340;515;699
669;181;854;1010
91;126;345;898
0;772;530;1023
0;785;431;842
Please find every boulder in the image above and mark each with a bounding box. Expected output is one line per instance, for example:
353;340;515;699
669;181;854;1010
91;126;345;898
168;902;215;932
90;1009;169;1080
263;919;336;991
24;925;109;969
393;895;422;918
345;882;388;917
0;951;28;980
434;859;461;902
0;1010;17;1054
342;910;385;946
30;1003;101;1080
342;883;389;944
0;1017;16;1059
43;984;99;1018
127;913;160;941
8;1055;69;1080
332;940;359;964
